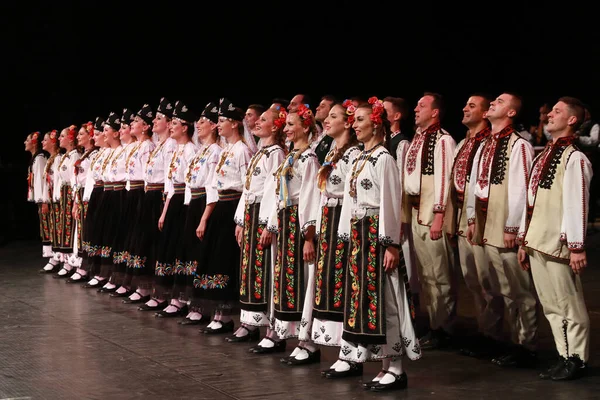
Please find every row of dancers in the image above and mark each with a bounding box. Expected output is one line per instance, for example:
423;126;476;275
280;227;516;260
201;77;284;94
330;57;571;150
25;92;593;390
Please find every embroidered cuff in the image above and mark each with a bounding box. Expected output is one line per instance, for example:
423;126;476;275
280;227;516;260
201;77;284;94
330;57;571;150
468;218;475;226
433;204;446;213
568;241;585;251
338;232;350;242
234;216;244;227
267;224;279;234
504;226;519;234
301;220;316;238
378;235;394;246
516;231;525;246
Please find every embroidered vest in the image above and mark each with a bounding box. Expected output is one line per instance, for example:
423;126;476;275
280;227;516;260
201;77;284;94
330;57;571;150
523;142;578;260
401;127;448;226
472;130;520;248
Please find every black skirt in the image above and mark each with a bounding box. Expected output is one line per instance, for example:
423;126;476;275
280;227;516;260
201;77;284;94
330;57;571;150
195;193;241;305
99;186;125;277
122;184;145;261
126;189;163;283
312;204;348;322
83;185;104;257
154;192;187;298
239;202;271;313
178;193;207;300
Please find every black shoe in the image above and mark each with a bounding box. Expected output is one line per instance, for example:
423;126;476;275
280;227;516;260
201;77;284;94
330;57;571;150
251;339;287;354
551;356;587;381
40;264;59;274
97;285;117;293
123;293;150;304
110;289;134;298
179;315;210;326
325;362;363;379
52;269;74;279
83;279;106;289
287;348;321;366
362;370;389;389
156;304;188;318
539;357;567;380
370;372;408;392
419;329;452;350
492;346;537;368
202;320;234;334
66;274;87;284
226;327;260;343
138;300;167;311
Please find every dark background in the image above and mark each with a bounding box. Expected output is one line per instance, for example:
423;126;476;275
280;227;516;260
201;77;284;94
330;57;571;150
3;1;599;244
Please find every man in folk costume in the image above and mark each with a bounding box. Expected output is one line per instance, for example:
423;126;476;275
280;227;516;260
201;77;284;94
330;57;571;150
446;94;505;357
402;92;457;349
466;92;538;367
517;97;593;381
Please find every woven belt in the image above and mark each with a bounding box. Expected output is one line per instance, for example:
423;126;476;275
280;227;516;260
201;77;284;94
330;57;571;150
218;190;242;201
173;183;186;195
129;180;144;190
146;183;163;192
94;180;104;188
191;187;206;200
113;182;125;191
104;183;114;191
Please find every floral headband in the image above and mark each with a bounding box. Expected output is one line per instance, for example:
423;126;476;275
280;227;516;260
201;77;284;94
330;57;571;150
82;121;94;136
48;129;58;143
31;131;40;144
274;106;288;129
296;104;314;127
342;99;356;125
368;96;385;125
66;125;78;141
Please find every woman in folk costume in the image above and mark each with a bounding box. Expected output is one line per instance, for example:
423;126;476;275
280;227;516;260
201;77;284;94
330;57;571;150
66;122;99;280
25;131;50;262
176;102;222;325
53;125;81;278
332;98;420;391
98;109;138;293
311;101;362;377
76;118;109;284
40;130;62;273
148;100;198;317
135;97;177;309
197;98;253;334
270;104;321;365
113;104;156;297
227;106;287;342
84;112;122;289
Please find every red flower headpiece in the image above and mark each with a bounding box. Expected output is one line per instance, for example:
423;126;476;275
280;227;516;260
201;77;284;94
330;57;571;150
274;106;288;129
83;121;94;136
342;99;356;125
368;96;385;125
49;129;58;143
31;131;40;144
67;124;77;141
296;104;314;127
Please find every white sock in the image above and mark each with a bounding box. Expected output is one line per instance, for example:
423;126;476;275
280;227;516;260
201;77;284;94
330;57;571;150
63;264;73;271
103;282;116;289
145;299;159;307
76;268;87;277
57;269;68;276
49;258;60;266
288;346;302;358
87;278;99;285
211;321;223;330
187;312;203;320
43;263;55;271
379;359;403;384
329;360;342;370
70;272;82;280
334;360;350;372
258;338;274;348
206;320;218;329
129;292;142;301
115;286;128;294
163;305;179;313
171;298;184;308
300;341;317;353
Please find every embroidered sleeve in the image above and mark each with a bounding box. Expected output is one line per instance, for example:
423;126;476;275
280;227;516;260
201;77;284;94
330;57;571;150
562;152;593;251
466;144;484;224
259;149;285;226
206;146;221;205
33;156;47;203
164;140;177;199
395;140;410;191
433;135;456;213
139;140;155;171
378;152;402;245
299;152;321;238
506;139;534;234
69;153;81;201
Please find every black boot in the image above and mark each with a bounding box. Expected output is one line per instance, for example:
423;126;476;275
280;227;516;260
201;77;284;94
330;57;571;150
551;356;587;381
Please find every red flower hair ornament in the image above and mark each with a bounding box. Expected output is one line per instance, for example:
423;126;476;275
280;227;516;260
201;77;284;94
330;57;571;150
273;106;288;129
31;131;40;144
296;103;314;127
342;99;356;125
368;96;385;125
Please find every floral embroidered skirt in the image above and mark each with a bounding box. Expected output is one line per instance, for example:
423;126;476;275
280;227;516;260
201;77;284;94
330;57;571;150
125;189;163;289
239;202;271;327
38;203;52;257
154;192;187;299
83;186;104;258
312;204;348;347
177;192;207;302
195;194;241;313
99;186;125;278
338;213;421;363
53;185;75;253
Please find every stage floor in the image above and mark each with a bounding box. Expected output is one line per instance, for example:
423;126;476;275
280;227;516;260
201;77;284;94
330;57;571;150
0;238;598;399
